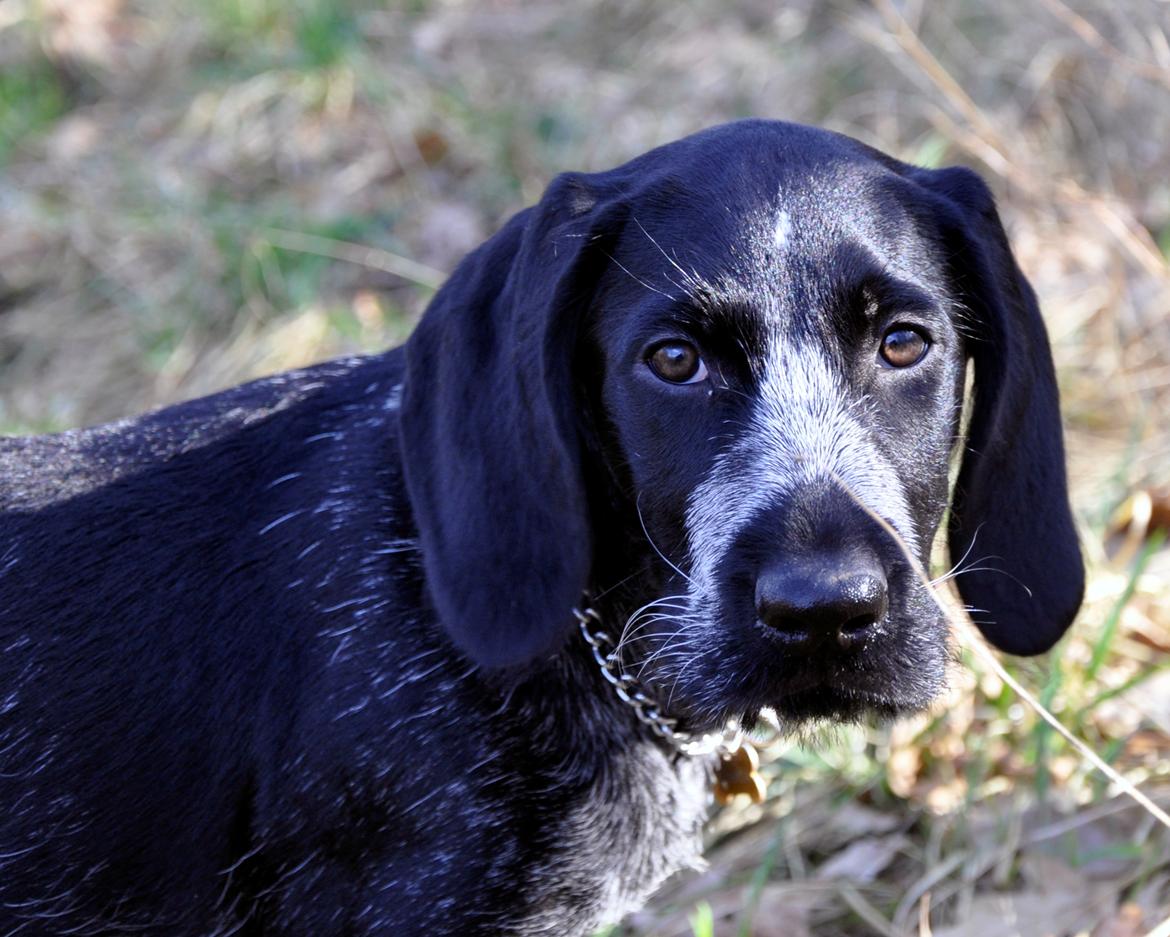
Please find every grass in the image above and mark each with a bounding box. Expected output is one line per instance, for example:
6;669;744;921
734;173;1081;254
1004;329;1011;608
2;0;1169;933
0;60;68;166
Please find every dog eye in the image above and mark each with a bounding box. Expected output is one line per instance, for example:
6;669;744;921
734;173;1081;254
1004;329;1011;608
878;327;929;368
647;341;708;384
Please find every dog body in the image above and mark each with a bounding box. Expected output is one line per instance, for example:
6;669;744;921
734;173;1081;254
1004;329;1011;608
0;355;708;934
0;121;1082;935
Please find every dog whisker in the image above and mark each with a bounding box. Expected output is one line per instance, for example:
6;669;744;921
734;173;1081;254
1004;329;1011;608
613;596;694;657
635;494;695;586
930;561;1016;586
586;570;649;603
633;633;696;680
927;522;986;586
663;651;706;714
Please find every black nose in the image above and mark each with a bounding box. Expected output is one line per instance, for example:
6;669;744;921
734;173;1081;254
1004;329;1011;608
755;553;888;652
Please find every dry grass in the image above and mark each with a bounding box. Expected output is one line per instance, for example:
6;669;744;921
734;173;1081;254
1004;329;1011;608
2;1;1169;934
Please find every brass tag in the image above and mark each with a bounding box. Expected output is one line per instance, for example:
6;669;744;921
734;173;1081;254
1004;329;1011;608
713;741;766;804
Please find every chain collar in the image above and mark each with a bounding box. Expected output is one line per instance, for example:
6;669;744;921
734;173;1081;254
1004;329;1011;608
573;606;743;758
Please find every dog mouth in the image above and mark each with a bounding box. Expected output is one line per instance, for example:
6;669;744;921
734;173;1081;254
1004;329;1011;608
761;680;916;724
669;674;928;737
605;586;949;740
632;621;948;737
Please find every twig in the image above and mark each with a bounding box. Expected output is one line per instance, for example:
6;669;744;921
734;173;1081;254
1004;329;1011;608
1037;0;1170;91
867;0;1010;163
844;462;1170;935
259;228;446;290
837;883;905;937
963;628;1170;828
918;892;933;937
860;0;1170;279
830;471;1170;832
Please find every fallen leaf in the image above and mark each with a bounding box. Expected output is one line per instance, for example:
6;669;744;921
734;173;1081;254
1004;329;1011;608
413;129;449;165
1106;489;1170;563
1092;901;1145;937
814;834;910;883
932;884;1117;937
1020;854;1087;893
749;884;820;937
828;802;904;840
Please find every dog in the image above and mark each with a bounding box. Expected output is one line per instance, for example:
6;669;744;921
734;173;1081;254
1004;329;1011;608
0;119;1083;936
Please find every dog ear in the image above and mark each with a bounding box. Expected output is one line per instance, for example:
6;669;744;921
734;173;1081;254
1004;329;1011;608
399;172;627;668
914;165;1083;655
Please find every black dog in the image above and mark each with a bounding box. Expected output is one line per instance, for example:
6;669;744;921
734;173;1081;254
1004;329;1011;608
0;120;1082;935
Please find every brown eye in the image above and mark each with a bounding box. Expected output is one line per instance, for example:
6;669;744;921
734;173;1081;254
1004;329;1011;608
879;327;929;368
647;341;708;384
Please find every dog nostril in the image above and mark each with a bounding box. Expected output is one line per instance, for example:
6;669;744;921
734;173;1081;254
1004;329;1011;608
836;612;879;650
755;562;887;653
756;615;817;648
840;612;877;635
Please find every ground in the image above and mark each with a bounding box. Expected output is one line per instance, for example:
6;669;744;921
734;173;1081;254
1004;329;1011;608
2;1;1169;934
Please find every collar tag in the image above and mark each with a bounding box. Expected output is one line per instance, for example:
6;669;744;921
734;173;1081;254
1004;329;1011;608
714;740;766;804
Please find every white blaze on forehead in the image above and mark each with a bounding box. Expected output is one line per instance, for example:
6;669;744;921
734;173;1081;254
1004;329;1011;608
772;210;792;250
685;342;917;595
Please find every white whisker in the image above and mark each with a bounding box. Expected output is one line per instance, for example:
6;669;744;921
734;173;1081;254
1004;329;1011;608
636;494;694;585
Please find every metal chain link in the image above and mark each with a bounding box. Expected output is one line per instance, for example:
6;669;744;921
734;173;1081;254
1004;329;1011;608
574;606;743;758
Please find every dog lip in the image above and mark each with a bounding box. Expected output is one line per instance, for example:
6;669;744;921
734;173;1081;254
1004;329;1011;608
675;679;923;737
762;672;939;720
730;666;935;722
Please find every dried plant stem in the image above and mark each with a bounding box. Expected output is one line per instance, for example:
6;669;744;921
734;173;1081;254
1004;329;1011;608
260;228;446;290
832;472;1170;831
836;472;1170;935
960;620;1170;830
918;892;933;937
1037;0;1170;91
862;0;1170;279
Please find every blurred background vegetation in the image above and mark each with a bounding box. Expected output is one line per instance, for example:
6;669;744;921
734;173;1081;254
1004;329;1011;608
2;0;1169;934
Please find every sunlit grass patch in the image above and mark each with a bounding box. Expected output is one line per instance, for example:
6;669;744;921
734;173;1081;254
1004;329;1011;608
0;59;69;165
197;0;364;68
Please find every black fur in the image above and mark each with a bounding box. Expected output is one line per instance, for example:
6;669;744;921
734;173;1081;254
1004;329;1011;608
912;165;1084;654
0;120;1082;935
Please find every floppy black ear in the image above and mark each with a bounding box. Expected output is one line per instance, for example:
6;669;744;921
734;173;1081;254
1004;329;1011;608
916;166;1083;654
399;172;627;668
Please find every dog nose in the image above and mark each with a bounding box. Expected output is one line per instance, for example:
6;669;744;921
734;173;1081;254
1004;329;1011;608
755;555;888;652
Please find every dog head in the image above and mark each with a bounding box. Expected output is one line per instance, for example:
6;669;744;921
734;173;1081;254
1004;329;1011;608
400;120;1083;729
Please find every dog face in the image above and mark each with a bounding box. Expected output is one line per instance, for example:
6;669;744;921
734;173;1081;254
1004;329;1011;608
591;157;967;727
400;121;1083;730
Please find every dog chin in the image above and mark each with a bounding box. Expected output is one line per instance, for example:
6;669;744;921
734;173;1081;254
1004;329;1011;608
667;671;944;737
635;613;949;736
764;685;926;725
